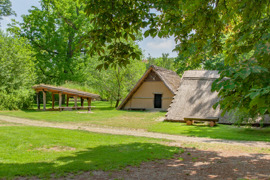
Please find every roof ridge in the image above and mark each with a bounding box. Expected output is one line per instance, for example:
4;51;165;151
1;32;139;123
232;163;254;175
117;65;181;110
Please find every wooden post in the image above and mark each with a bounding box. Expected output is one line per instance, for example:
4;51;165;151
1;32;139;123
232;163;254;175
81;97;84;107
62;94;65;105
52;93;55;109
87;98;92;112
42;91;46;111
67;95;69;107
186;120;193;125
209;121;216;127
36;92;40;110
59;93;62;111
74;96;78;110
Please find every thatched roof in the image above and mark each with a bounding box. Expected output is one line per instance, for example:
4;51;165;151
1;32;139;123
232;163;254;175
165;70;224;122
117;65;181;110
153;65;182;93
32;84;100;99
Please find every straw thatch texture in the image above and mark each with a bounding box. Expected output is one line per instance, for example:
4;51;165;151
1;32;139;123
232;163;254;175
117;65;181;110
153;65;182;93
165;70;226;122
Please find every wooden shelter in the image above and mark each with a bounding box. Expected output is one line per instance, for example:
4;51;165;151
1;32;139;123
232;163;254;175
117;65;181;111
32;84;100;111
165;70;226;123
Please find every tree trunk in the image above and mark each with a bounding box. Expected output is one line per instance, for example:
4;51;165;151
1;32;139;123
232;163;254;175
115;99;120;108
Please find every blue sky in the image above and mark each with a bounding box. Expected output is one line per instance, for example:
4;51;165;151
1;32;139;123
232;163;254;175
1;0;178;58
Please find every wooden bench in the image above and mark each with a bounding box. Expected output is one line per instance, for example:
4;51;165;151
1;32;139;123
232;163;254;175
184;117;219;127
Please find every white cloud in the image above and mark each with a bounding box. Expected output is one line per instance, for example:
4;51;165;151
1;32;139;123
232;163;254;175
146;38;175;50
138;36;178;58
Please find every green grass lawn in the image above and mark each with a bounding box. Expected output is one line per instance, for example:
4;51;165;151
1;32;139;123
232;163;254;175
0;101;270;142
0;126;179;178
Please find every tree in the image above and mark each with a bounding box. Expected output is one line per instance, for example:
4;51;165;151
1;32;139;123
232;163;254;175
0;0;15;20
175;39;227;75
0;31;36;110
145;53;176;71
86;57;146;107
84;0;270;120
8;0;93;84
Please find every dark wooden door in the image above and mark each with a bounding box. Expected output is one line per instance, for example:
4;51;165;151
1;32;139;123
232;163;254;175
154;94;162;108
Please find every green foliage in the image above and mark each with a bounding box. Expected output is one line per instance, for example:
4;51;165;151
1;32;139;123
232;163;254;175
85;0;143;69
8;0;94;84
0;0;15;20
84;0;270;119
0;126;178;178
86;58;146;107
60;81;98;94
174;39;227;75
146;53;176;71
0;31;36;110
212;58;270;123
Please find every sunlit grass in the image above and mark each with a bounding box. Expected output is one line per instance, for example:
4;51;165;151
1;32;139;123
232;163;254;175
0;126;178;178
0;101;269;142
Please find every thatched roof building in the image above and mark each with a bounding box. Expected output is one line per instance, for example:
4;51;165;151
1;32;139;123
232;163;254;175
117;65;181;111
165;70;227;122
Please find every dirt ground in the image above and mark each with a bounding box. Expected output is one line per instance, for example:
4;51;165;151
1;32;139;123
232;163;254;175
15;142;270;180
52;146;270;180
1;115;269;180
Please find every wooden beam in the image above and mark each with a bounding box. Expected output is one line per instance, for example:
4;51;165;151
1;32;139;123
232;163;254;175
52;93;55;109
81;97;84;107
74;96;78;110
36;92;40;110
59;93;62;111
87;98;92;112
42;91;46;111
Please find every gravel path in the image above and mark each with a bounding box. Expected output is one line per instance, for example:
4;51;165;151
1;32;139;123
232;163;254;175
0;115;270;148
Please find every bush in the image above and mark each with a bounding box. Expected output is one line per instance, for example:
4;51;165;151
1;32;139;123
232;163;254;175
0;32;36;110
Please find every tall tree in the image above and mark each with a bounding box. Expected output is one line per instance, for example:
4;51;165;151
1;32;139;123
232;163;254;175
84;0;270;120
0;0;15;20
146;53;176;71
86;57;146;107
9;0;93;84
0;31;36;110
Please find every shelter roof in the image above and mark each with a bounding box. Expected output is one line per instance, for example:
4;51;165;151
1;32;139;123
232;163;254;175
32;84;100;99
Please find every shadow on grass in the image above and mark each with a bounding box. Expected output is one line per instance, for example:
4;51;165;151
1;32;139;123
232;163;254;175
183;124;270;141
155;122;270;142
0;142;179;178
2;146;270;179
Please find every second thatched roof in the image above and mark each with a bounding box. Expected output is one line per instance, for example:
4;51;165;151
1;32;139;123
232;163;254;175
165;70;225;122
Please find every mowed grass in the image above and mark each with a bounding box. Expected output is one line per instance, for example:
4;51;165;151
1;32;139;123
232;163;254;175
0;101;164;129
0;101;270;142
149;122;270;142
0;126;179;178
